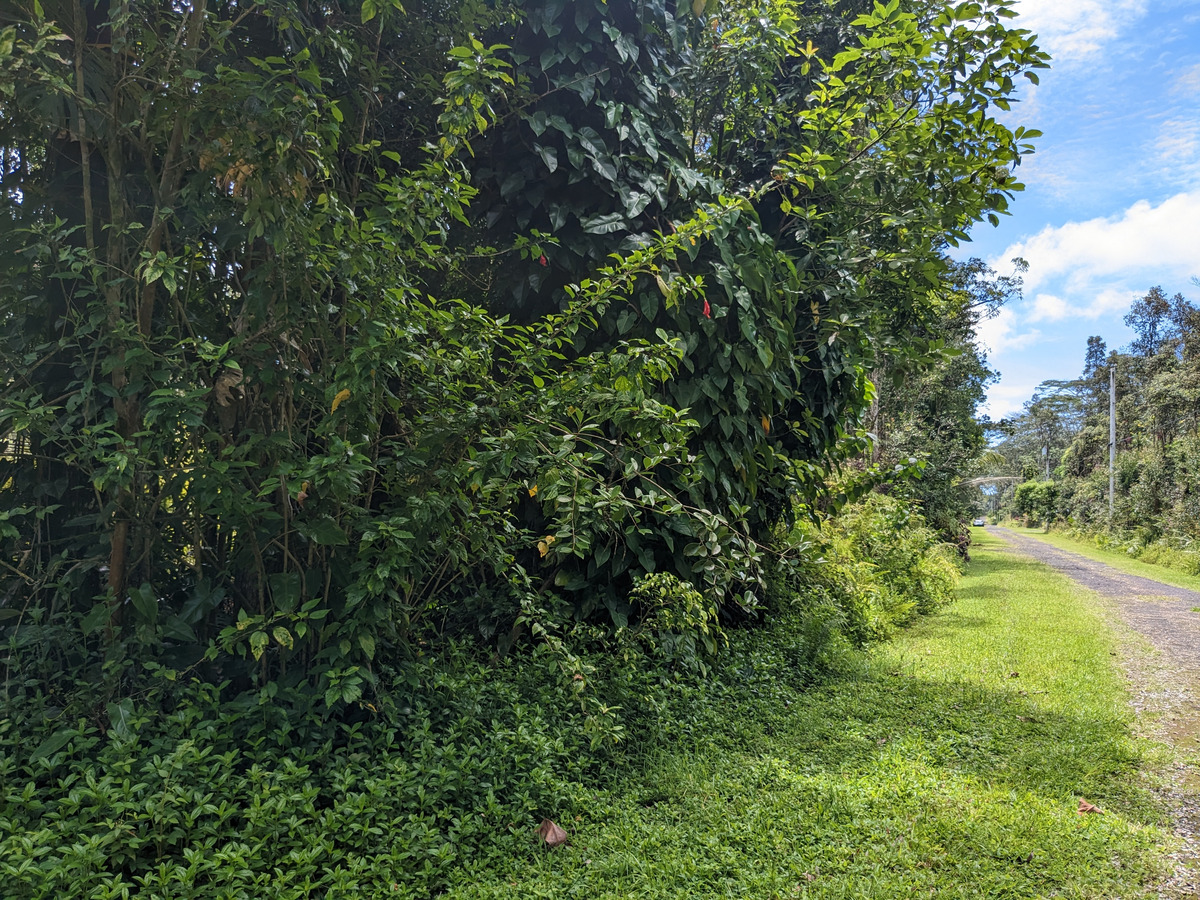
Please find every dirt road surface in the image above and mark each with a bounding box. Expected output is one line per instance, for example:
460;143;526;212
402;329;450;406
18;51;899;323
990;526;1200;897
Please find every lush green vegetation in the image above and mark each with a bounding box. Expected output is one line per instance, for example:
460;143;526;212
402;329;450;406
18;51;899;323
0;0;1054;893
0;0;1043;698
990;285;1200;572
1;495;962;896
437;530;1166;898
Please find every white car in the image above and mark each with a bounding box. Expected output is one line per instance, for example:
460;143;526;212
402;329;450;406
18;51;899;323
972;518;987;527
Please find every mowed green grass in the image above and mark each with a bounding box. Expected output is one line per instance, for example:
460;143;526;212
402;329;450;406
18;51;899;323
1004;524;1200;594
445;530;1170;899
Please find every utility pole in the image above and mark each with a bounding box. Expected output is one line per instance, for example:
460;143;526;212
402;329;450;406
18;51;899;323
1109;366;1116;520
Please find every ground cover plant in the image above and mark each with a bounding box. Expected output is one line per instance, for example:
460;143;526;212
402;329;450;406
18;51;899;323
0;498;959;897
439;529;1170;899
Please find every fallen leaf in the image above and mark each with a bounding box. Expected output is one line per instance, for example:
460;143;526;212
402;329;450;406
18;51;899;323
1078;798;1103;815
536;818;569;848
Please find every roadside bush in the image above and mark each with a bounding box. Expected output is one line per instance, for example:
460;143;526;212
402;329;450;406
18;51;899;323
1013;480;1059;529
773;494;960;648
0;491;964;897
0;646;603;899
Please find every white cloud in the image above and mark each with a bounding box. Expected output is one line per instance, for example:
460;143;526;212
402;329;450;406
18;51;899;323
1026;288;1140;323
976;306;1042;356
1172;63;1200;96
1012;0;1147;63
981;381;1041;420
1027;293;1071;322
995;190;1200;294
1155;117;1200;185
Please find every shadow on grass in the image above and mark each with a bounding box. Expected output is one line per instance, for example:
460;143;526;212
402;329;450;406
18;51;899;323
448;656;1165;900
669;665;1149;821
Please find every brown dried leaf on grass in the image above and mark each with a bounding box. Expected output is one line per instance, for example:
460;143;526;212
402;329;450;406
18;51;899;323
1078;798;1103;815
536;818;569;848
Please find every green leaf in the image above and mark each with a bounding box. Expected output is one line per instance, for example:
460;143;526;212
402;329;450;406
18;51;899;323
535;143;558;173
361;0;378;22
107;699;135;740
129;583;158;625
80;603;110;636
30;729;73;762
250;630;269;660
580;212;627;234
358;633;376;659
303;516;349;546
273;625;294;650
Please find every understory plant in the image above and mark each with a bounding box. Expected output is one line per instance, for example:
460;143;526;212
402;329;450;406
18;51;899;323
777;493;961;647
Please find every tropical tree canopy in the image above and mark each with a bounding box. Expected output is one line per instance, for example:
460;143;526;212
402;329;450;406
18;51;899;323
0;0;1046;702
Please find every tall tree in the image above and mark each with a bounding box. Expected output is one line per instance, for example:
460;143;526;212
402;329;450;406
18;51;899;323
0;0;1048;698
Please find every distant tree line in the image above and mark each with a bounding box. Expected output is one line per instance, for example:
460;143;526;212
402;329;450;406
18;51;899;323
994;283;1200;562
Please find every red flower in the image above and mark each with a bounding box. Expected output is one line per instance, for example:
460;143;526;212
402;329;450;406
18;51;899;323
702;299;711;319
538;254;548;267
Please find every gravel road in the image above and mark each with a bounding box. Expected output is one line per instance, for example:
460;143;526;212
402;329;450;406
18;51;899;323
989;526;1200;897
991;527;1200;668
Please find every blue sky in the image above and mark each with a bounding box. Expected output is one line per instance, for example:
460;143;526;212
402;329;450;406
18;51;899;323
956;0;1200;419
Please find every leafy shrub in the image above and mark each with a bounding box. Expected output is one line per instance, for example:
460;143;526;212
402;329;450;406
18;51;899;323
772;494;960;648
0;645;607;899
1014;480;1059;528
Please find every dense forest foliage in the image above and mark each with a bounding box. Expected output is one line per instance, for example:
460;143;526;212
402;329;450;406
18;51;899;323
0;0;1043;893
993;284;1200;570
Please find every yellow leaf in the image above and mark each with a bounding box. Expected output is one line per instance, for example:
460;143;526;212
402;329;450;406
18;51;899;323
331;388;351;412
528;485;539;498
803;39;815;57
762;415;770;434
692;0;706;15
537;535;556;557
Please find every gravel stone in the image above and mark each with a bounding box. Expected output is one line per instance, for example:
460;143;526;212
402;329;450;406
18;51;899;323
991;526;1200;897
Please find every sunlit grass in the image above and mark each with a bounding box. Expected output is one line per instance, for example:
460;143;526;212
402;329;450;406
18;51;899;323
446;530;1170;899
1004;525;1200;593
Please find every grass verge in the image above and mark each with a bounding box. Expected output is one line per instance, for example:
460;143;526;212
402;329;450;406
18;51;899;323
1002;525;1200;593
446;529;1169;899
